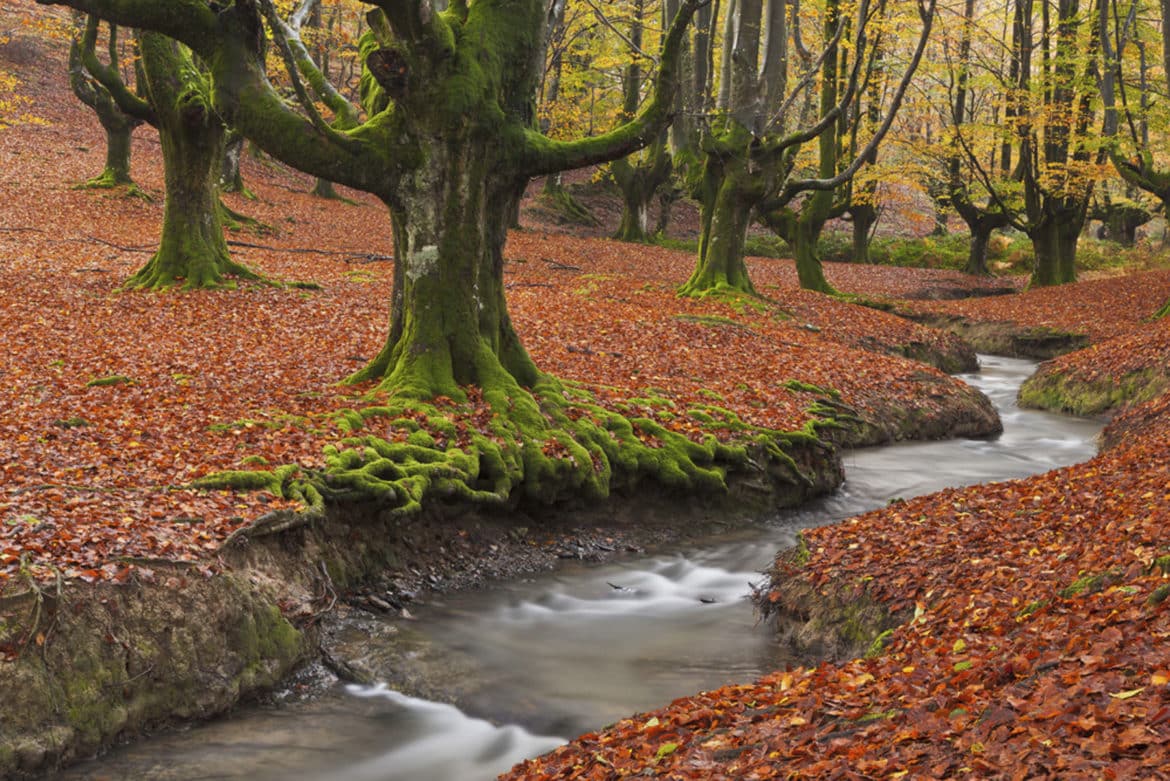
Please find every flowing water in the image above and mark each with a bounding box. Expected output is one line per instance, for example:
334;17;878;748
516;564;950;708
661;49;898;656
62;356;1102;781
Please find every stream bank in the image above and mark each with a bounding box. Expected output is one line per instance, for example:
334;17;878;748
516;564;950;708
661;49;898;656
0;357;1002;779
56;355;1104;781
1;429;844;778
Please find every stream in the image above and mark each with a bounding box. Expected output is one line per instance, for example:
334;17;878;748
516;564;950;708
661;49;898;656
62;355;1103;781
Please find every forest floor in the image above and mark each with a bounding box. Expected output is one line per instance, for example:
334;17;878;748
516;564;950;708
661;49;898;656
4;5;1170;778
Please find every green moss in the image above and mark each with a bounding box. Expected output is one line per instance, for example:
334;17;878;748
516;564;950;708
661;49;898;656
190;467;297;496
1148;584;1170;606
85;375;134;387
1151;555;1170;576
1019;366;1169;417
782;379;842;401
336;409;365;432
865;628;895;658
858;709;899;723
790;533;812;567
1059;570;1121;599
1017;599;1048;618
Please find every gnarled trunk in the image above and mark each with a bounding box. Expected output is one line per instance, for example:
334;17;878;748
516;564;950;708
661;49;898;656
612;136;672;243
95;116;135;186
679;147;758;295
850;201;877;263
1028;211;1081;287
792;192;836;293
347;141;537;397
125;32;255;290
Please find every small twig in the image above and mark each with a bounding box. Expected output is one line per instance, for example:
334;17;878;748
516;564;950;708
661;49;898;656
342;254;395;264
543;259;581;271
227;239;392;262
505;282;555;289
85;235;154;253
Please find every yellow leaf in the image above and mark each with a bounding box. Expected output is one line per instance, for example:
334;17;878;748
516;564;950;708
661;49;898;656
1110;688;1145;700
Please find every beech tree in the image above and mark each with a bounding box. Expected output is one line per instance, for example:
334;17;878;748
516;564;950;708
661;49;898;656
1100;0;1167;239
68;16;142;189
1100;0;1170;314
930;0;1012;276
75;16;259;289
680;0;934;296
610;0;675;242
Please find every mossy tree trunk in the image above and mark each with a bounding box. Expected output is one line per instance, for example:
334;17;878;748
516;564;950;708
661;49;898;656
219;129;250;195
1105;209;1146;246
849;201;876;264
1027;209;1081;287
963;216;1003;276
951;194;1009;276
68;17;141;187
791;191;839;293
610;0;675;244
1011;0;1098;289
76;17;255;289
346;142;539;398
679;133;760;296
612;135;673;243
124;32;256;290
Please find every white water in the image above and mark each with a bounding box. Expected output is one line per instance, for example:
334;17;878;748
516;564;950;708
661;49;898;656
62;356;1102;781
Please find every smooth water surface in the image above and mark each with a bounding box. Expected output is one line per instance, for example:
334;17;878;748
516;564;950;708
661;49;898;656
62;356;1102;781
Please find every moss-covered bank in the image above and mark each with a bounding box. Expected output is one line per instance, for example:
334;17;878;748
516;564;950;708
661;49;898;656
752;534;908;663
1019;364;1170;417
0;567;311;778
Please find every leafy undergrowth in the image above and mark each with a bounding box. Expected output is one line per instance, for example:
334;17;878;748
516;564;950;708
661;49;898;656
0;11;992;588
505;376;1170;780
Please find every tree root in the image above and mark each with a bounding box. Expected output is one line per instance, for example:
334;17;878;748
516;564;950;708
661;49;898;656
191;377;844;539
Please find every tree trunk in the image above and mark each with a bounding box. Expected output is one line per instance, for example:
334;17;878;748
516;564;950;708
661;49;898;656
965;223;993;276
125;33;256;290
68;19;139;187
679;149;758;295
612;136;672;243
1101;204;1149;246
95;116;135;186
792;191;836;293
346;143;537;398
219;129;247;194
1028;213;1080;287
850;202;877;263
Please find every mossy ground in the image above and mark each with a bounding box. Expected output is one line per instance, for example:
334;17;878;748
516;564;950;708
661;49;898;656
1019;365;1170;417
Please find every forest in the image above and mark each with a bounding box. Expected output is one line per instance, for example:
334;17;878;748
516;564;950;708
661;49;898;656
1;0;1169;778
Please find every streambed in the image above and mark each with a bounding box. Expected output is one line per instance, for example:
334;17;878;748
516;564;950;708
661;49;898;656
61;356;1102;781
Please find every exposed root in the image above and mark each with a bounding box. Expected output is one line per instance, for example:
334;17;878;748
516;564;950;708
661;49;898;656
192;376;843;530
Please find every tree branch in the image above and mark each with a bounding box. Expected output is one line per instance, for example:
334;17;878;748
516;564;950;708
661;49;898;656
37;0;219;56
517;0;705;177
260;0;361;135
76;13;154;123
780;0;937;199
